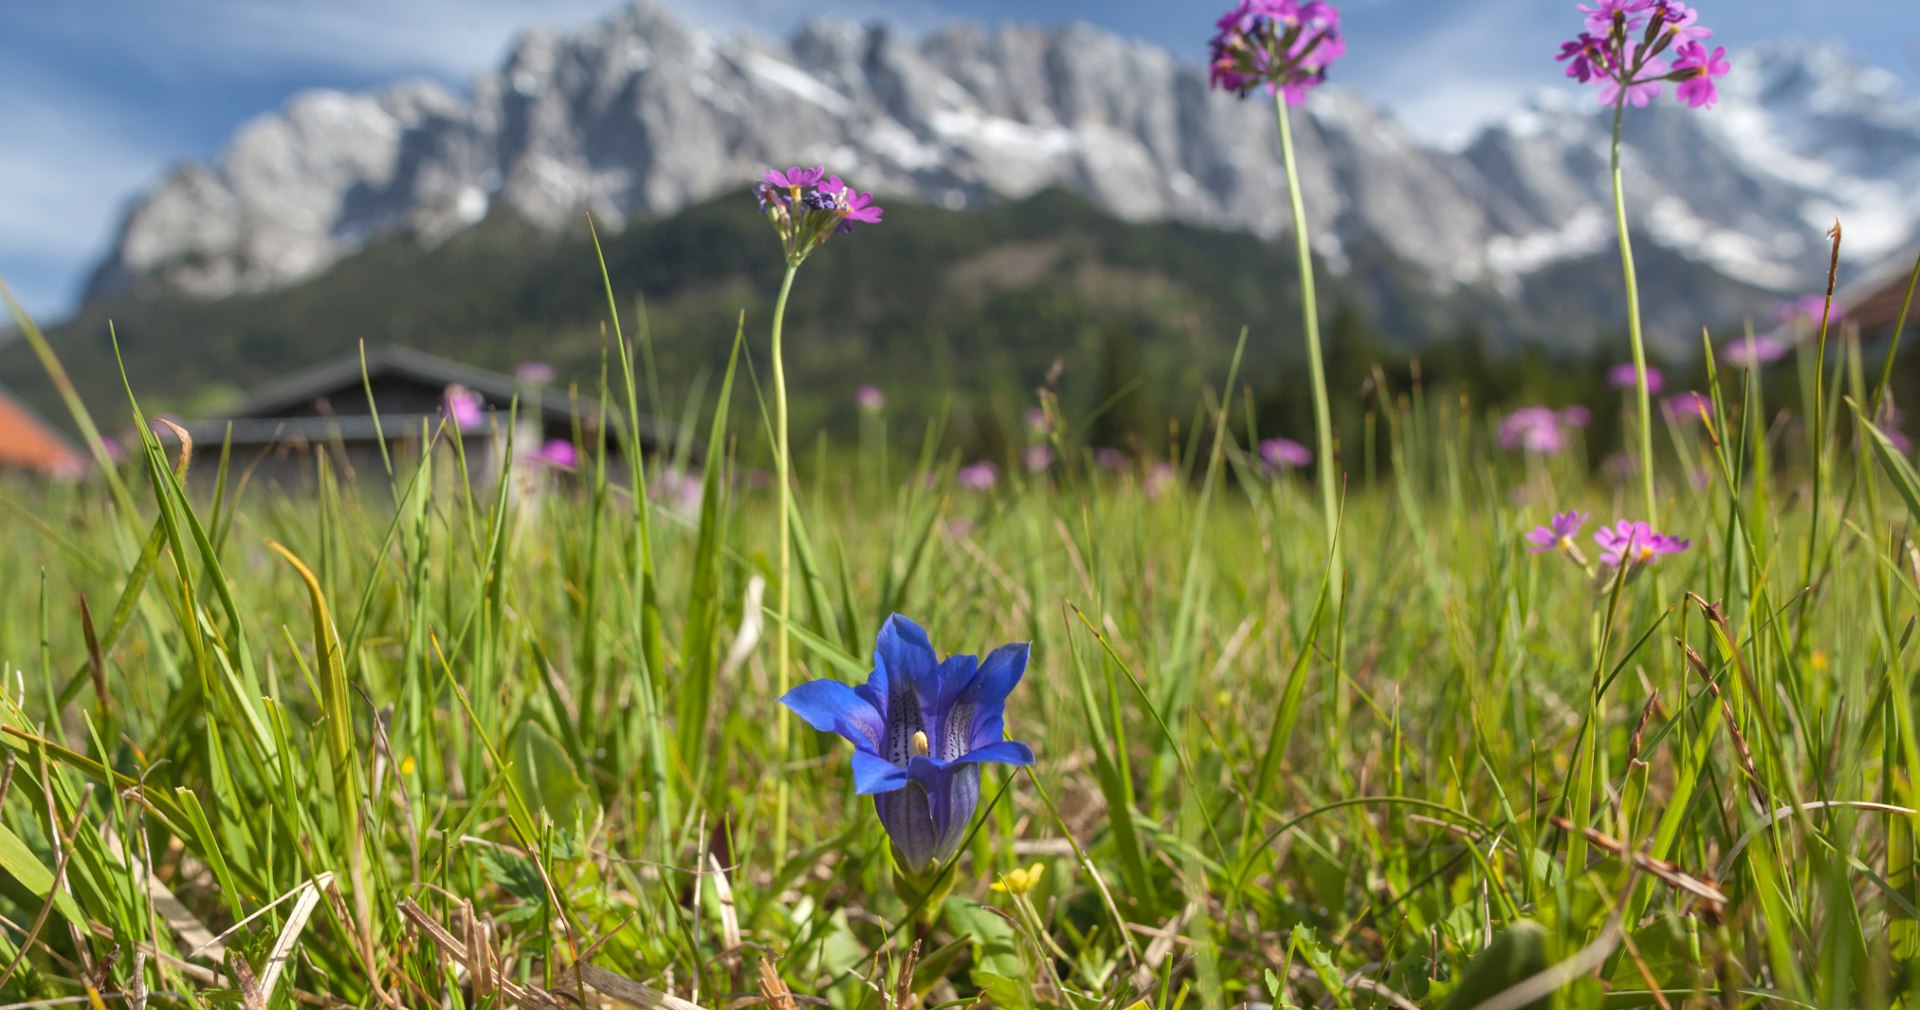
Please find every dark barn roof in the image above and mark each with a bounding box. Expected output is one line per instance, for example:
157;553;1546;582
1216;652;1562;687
177;346;674;453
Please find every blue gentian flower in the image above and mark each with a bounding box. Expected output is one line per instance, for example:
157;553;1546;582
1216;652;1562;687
780;614;1035;874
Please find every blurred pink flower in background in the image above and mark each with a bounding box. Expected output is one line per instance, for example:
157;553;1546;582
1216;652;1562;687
1773;294;1842;328
515;361;555;384
957;461;999;490
1607;363;1664;393
1023;445;1054;472
1721;335;1788;367
649;467;703;515
533;439;577;469
1663;390;1713;421
443;386;485;430
1094;447;1127;470
1143;461;1178;499
856;385;885;412
1499;407;1569;454
1260;437;1312;469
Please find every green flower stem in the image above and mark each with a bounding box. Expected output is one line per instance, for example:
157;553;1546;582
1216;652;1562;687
771;261;799;860
1609;97;1659;528
1275;94;1342;591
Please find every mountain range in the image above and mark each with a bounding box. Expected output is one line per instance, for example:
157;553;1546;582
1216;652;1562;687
75;1;1920;357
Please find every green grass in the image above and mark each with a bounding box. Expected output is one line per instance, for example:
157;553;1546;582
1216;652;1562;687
1;280;1918;1010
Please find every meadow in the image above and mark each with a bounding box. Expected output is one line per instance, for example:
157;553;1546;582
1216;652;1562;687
2;264;1919;1008
4;1;1920;1006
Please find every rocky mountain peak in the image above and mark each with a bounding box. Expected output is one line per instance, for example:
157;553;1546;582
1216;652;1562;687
80;1;1920;353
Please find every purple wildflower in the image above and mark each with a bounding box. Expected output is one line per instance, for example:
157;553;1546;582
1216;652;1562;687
1557;33;1603;82
957;461;999;490
1144;461;1179;499
1525;509;1589;554
1260;437;1313;469
857;385;885;412
650;467;703;516
831;180;884;226
1500;407;1570;454
1558;1;1722;110
1653;2;1712;43
443;386;485;430
764;166;827;191
1594;518;1690;567
1774;294;1842;328
1577;0;1652;33
1094;447;1127;470
1600;47;1667;107
1721;335;1788;367
1608;362;1665;393
533;439;578;470
516;361;555;384
1663;390;1713;421
1207;0;1345;106
1559;405;1593;429
756;167;883;264
1670;42;1730;108
1025;407;1051;433
1024;445;1055;473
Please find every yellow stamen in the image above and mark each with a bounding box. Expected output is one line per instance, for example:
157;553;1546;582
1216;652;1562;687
911;730;929;757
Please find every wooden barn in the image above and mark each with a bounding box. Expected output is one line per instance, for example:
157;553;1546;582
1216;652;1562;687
167;346;673;488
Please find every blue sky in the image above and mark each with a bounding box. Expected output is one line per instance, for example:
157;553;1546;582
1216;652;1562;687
2;0;1914;320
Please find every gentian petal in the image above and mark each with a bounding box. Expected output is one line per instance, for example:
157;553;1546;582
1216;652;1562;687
875;614;936;764
958;643;1028;751
875;782;939;872
875;614;938;685
907;756;982;868
950;739;1035;768
779;679;882;748
850;750;909;795
926;654;979;760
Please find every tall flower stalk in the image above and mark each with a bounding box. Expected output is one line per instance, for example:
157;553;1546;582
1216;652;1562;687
1273;97;1340;576
755;166;883;856
1607;95;1658;524
1210;0;1347;584
1557;0;1730;523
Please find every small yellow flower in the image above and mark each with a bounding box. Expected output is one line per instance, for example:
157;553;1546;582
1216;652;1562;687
1811;651;1830;673
400;755;416;776
991;862;1046;896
